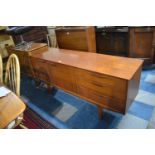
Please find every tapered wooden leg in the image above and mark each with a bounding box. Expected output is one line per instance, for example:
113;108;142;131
19;124;28;129
98;106;103;120
47;84;53;94
35;79;41;88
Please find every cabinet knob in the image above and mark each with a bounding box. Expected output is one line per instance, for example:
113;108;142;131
66;32;70;35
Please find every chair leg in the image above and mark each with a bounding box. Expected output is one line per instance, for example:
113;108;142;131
19;123;28;129
14;113;28;129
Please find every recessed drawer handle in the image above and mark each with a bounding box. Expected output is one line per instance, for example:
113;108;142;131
93;92;109;103
97;95;109;103
38;59;46;63
49;62;56;67
90;72;106;78
91;81;104;87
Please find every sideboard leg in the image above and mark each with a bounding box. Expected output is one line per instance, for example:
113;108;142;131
98;106;103;120
47;84;54;94
34;79;41;88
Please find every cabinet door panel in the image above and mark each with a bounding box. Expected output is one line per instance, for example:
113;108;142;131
56;30;88;51
31;58;50;83
48;63;77;93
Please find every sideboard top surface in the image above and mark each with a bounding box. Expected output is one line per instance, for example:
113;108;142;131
31;48;143;80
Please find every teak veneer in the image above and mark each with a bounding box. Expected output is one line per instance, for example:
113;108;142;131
6;43;48;77
55;26;96;52
30;48;143;119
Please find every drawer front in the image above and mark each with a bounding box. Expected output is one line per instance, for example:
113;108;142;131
76;69;120;85
77;85;125;113
78;79;113;96
76;69;127;100
31;58;50;83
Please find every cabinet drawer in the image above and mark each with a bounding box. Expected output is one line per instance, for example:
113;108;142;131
76;69;115;85
76;69;127;100
79;79;112;95
78;85;109;105
31;58;50;83
77;85;125;113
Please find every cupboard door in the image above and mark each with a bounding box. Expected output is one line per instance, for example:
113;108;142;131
31;58;50;83
48;63;77;93
129;27;154;64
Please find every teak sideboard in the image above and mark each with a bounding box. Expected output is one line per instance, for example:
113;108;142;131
30;48;143;119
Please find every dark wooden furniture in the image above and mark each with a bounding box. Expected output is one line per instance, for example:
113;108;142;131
96;27;129;56
55;26;96;52
129;27;155;65
12;26;48;44
0;86;26;128
96;26;155;65
6;43;48;77
30;48;143;119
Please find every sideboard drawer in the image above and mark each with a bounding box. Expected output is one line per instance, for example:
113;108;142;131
77;85;109;105
76;69;127;100
78;79;112;96
76;69;114;84
77;85;125;113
